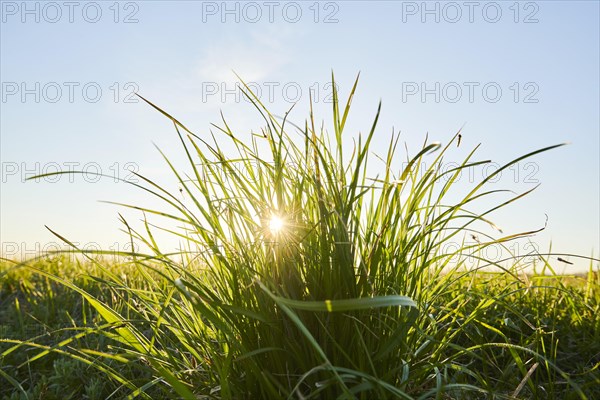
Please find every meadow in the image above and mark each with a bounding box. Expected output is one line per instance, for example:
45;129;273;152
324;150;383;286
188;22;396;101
1;77;599;399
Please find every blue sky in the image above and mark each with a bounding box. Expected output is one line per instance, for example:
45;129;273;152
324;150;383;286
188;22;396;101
1;1;598;272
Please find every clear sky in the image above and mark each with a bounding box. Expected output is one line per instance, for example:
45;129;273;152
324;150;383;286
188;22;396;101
1;1;598;273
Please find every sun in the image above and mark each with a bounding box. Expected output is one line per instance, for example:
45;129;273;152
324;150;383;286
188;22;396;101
268;216;285;234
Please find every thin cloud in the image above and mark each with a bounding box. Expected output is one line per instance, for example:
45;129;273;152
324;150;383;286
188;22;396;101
196;29;291;82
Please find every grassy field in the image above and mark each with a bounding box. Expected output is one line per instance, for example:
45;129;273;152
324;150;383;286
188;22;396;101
1;258;598;399
2;77;599;399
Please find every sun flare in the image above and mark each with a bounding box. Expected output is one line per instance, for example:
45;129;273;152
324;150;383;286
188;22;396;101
268;216;284;234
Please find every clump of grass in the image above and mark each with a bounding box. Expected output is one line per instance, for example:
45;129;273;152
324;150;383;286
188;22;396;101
3;75;599;399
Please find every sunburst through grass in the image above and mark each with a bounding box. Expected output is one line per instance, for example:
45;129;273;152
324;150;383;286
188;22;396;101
2;74;599;400
268;215;284;235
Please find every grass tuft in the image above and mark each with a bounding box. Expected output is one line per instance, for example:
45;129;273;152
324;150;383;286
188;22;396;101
2;75;599;399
